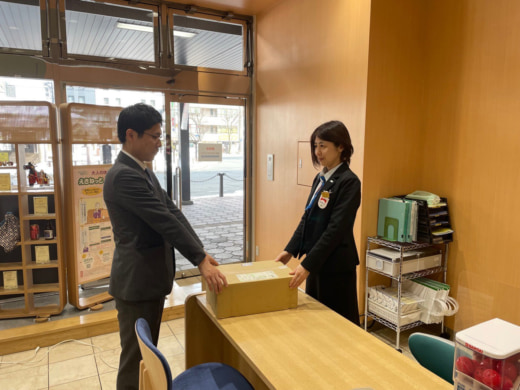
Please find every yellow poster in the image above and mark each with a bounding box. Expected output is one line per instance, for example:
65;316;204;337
73;165;114;284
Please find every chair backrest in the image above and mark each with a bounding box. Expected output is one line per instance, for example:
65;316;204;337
408;332;455;384
135;318;172;390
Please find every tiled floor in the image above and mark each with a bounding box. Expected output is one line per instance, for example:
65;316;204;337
0;275;440;390
0;317;186;390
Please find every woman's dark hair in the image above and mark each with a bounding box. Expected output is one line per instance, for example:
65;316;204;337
310;120;354;168
117;103;163;143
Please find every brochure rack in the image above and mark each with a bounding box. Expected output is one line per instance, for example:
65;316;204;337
364;236;449;351
60;103;122;310
0;101;66;319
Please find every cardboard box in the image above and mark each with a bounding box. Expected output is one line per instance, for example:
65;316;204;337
203;261;298;319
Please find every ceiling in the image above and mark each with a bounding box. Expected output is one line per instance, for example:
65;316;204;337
163;0;283;16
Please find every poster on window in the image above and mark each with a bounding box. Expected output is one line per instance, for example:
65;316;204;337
73;165;114;284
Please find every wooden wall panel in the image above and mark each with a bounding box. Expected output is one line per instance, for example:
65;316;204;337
254;0;371;263
361;0;429;301
422;0;520;330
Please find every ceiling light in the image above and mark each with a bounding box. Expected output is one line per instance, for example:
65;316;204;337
174;31;196;38
116;22;153;33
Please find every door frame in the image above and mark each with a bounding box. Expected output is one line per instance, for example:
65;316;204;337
167;92;253;279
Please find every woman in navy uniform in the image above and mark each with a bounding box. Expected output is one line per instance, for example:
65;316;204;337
275;120;361;325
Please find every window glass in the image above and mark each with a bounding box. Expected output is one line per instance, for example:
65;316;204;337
0;77;54;103
65;0;155;62
0;0;42;52
173;15;244;71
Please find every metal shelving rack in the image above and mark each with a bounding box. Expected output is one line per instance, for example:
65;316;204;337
364;236;449;351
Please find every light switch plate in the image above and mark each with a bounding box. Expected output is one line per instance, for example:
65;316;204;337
267;154;274;181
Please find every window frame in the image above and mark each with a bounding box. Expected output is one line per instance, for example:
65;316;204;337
167;8;249;76
0;0;46;56
58;0;160;66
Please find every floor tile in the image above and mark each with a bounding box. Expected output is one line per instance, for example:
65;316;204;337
48;338;94;364
157;335;184;357
166;353;185;379
94;346;120;374
99;370;117;390
0;363;48;390
49;376;102;390
91;332;120;353
0;346;48;374
175;332;186;349
48;354;98;387
159;322;173;338
166;318;185;335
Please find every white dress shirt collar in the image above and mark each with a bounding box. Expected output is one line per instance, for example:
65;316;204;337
321;162;343;181
121;149;147;171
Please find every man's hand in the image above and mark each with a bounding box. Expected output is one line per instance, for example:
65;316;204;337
274;250;292;265
198;253;228;294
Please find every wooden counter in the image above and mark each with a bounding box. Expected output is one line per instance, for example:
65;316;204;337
185;291;452;390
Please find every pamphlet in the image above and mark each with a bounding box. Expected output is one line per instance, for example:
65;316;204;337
33;196;49;215
35;245;51;264
3;271;18;290
0;173;11;191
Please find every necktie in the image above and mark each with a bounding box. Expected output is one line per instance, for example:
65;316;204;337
305;176;326;211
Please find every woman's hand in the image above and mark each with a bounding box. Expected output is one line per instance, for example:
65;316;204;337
274;251;292;265
289;264;310;288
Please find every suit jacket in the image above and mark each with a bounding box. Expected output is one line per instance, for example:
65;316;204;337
103;152;205;301
285;163;360;274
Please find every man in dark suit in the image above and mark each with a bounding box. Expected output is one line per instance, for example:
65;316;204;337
103;103;227;390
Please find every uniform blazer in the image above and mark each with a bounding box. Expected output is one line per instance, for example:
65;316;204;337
103;152;205;301
285;163;361;274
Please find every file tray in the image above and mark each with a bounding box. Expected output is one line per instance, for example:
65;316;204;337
366;247;442;277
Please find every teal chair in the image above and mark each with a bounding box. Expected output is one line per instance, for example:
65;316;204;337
408;332;455;384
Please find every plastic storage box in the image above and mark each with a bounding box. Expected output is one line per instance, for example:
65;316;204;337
366;247;442;277
454;318;520;390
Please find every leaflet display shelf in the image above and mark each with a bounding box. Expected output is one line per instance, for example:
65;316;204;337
0;101;65;320
364;236;449;351
60;103;122;310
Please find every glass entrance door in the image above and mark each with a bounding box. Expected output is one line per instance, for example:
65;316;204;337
170;100;246;278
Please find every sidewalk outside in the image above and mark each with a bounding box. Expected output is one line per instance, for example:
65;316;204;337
175;194;244;271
